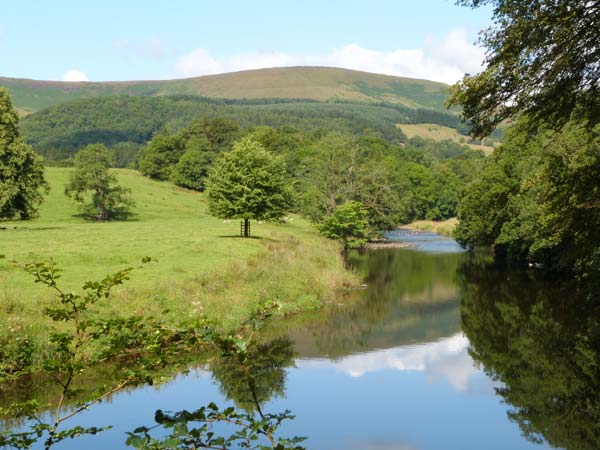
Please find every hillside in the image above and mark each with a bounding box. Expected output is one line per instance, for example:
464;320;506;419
0;66;450;114
398;123;497;154
21;95;466;158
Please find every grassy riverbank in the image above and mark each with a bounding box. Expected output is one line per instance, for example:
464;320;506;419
0;167;357;362
404;218;458;237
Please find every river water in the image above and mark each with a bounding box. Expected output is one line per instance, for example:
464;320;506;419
5;229;599;450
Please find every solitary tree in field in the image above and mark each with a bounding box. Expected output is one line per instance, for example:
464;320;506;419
206;137;293;237
0;87;49;220
65;144;134;221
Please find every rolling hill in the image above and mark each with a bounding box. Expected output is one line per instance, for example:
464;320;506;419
0;66;450;115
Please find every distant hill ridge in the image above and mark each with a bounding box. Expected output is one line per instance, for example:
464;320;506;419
0;66;451;114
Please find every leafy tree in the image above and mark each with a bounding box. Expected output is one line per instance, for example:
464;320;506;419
299;133;407;231
0;87;49;220
172;136;213;191
399;162;436;220
64;144;135;221
138;134;185;180
431;164;460;219
205;137;293;237
455;119;600;276
318;201;370;249
454;161;516;248
449;0;600;137
181;117;240;151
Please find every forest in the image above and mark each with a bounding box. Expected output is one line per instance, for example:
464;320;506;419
19;95;474;160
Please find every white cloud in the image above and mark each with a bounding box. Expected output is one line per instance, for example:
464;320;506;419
298;333;493;393
62;69;89;82
175;48;223;76
113;36;176;60
174;29;484;84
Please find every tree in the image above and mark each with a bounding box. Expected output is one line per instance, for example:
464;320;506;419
455;119;600;276
172;136;214;191
64;144;134;221
449;0;600;137
0;87;49;220
205;137;293;237
299;133;407;231
318;201;370;249
138;134;185;180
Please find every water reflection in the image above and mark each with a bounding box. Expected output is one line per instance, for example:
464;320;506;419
289;247;465;359
298;333;484;393
5;230;591;450
459;258;600;450
210;337;295;412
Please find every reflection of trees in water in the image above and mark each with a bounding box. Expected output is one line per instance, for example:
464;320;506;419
210;337;295;413
459;259;600;450
291;249;464;358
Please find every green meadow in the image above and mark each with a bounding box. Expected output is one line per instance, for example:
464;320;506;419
0;167;356;353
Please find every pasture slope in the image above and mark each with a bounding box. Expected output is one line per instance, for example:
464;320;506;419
0;167;356;355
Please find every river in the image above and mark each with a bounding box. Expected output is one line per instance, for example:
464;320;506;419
4;229;599;450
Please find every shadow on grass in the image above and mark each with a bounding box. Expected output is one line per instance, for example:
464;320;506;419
1;226;65;231
217;235;277;242
71;213;140;222
217;234;262;241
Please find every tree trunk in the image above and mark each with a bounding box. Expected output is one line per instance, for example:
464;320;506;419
243;218;250;237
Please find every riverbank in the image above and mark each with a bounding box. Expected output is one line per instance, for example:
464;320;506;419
0;167;358;367
403;218;458;237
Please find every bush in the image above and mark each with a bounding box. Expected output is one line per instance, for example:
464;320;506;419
319;201;370;249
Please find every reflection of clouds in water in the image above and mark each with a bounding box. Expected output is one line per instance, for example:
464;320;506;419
298;334;493;393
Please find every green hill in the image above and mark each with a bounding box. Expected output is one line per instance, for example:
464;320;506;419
21;95;466;158
0;66;450;114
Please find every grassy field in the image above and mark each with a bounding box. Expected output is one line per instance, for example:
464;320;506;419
398;123;496;154
1;67;450;114
0;168;356;357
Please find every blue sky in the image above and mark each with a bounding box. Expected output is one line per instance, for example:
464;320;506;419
0;0;493;83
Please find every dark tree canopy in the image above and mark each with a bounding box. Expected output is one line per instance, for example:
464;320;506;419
0;87;49;220
455;119;600;277
450;0;600;137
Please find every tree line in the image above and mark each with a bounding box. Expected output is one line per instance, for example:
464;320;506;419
19;94;475;163
136;116;485;245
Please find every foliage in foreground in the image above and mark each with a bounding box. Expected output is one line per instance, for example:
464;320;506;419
64;144;135;221
449;0;600;138
0;87;48;221
0;261;305;449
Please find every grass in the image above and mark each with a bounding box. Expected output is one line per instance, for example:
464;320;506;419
404;218;458;237
397;123;496;154
1;67;450;114
0;167;357;360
